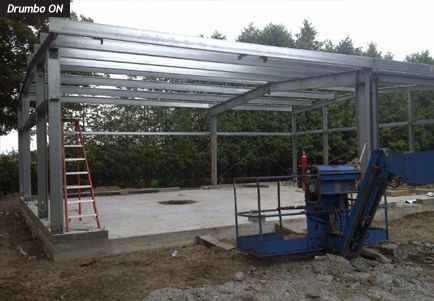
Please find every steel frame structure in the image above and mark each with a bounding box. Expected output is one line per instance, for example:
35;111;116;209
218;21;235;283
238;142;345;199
17;18;434;234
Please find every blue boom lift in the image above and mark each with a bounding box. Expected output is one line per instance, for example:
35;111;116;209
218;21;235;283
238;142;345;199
234;149;434;258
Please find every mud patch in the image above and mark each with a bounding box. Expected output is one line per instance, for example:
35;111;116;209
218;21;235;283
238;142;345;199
158;200;197;205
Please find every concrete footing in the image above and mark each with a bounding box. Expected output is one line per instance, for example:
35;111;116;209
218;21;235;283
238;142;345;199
16;195;434;261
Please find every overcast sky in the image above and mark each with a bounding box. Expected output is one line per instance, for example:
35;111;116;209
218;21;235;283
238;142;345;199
1;0;434;153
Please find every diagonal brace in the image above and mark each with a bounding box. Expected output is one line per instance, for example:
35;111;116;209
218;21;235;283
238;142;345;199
210;71;357;115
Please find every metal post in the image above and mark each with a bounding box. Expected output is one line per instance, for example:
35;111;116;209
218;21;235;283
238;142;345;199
322;107;329;164
47;48;64;234
277;180;283;231
384;193;389;240
36;63;48;218
17;103;24;197
371;77;379;150
291;114;297;175
408;90;415;151
233;179;239;240
256;180;263;239
21;95;31;203
210;114;218;186
356;71;378;172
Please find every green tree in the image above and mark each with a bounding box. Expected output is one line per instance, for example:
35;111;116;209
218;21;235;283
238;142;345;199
238;23;295;47
404;50;434;151
330;37;363;55
0;13;93;135
0;17;47;135
406;50;434;64
384;51;394;60
295;19;322;50
237;23;261;44
364;42;382;58
69;11;94;22
210;31;226;40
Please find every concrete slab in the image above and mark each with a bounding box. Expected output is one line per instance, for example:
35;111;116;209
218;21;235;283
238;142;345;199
19;184;434;260
56;183;307;239
26;184;433;239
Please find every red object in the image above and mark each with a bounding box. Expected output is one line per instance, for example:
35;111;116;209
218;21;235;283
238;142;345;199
297;151;308;189
62;120;101;232
300;151;308;177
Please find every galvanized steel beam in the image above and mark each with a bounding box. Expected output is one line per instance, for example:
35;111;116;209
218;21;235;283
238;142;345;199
52;35;353;76
49;18;434;77
293;93;354;114
356;71;379;172
60;96;293;112
378;74;434;87
323;107;329;164
210;115;218;186
17;33;55;108
19;95;31;202
58;47;327;80
211;71;356;115
59;74;332;100
408;91;415;152
292;115;297;175
47;48;64;234
35;63;48;218
61;96;210;108
415;119;434;126
60;86;312;106
17;102;23;196
69;131;294;136
60;57;295;83
61;119;431;137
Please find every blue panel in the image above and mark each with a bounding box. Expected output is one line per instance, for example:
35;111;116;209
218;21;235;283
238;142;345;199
263;237;312;255
237;233;282;256
314;165;359;195
237;227;388;257
364;228;388;245
237;233;319;256
316;165;358;173
386;150;434;186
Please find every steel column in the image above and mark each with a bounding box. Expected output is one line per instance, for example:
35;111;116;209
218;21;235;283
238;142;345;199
20;95;31;202
36;63;48;218
17;102;24;197
408;91;415;151
372;78;379;149
356;71;379;172
210;115;218;186
47;48;64;234
323;107;329;164
292;114;297;175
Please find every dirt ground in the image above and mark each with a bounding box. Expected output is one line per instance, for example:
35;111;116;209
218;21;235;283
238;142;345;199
0;195;434;301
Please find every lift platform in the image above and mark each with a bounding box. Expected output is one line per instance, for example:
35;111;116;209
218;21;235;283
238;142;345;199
234;149;434;258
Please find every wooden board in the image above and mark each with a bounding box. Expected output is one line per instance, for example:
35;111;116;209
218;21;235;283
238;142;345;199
197;234;235;251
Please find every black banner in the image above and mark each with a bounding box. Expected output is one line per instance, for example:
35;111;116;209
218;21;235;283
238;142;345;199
0;0;70;17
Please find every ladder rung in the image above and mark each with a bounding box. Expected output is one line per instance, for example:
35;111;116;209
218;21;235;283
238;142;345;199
65;171;88;175
66;185;91;190
67;198;94;204
65;158;85;162
69;214;97;219
64;145;83;148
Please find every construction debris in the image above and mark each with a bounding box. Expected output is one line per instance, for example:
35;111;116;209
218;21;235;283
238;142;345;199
197;235;235;251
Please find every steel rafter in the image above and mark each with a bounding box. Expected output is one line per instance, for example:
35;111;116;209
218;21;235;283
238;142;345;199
49;18;434;76
211;71;357;114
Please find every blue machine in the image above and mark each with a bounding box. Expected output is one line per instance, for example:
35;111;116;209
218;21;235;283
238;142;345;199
234;149;434;258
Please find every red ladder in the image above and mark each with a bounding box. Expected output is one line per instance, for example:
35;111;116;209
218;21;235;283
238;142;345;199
61;120;101;232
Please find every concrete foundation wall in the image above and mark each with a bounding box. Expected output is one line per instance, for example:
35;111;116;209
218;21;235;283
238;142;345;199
15;197;434;261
